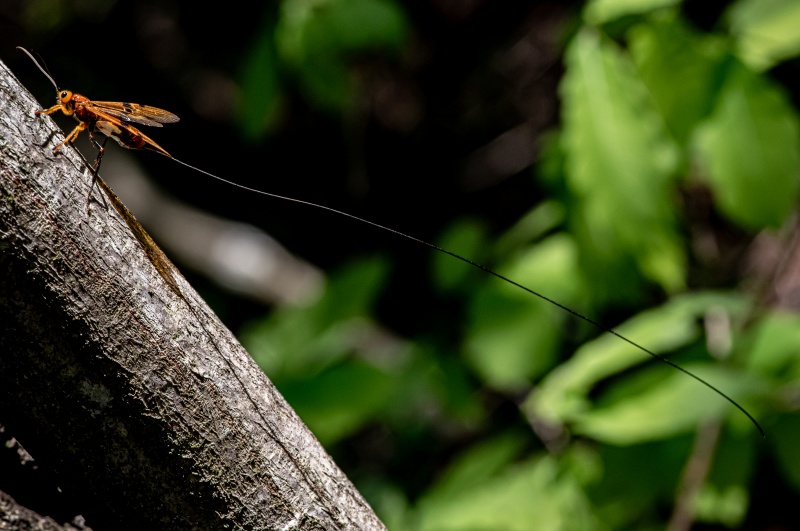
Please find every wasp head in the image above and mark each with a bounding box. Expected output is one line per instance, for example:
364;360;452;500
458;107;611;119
56;89;76;115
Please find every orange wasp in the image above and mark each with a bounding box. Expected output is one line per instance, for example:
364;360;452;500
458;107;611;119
17;47;179;208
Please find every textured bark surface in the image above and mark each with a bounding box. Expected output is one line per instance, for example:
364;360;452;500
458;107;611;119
0;490;90;531
0;58;385;530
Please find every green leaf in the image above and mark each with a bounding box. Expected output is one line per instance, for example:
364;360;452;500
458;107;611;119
524;292;752;432
317;255;390;323
744;312;800;379
279;358;398;445
708;429;758;487
628;13;727;145
693;60;800;229
241;256;390;378
359;478;412;531
276;0;408;110
770;413;800;491
727;0;800;71
694;483;749;527
464;234;584;391
561;29;685;294
695;431;756;526
573;364;757;444
415;455;597;531
239;19;284;141
325;0;407;52
583;0;682;25
590;439;691;527
431;218;487;294
421;432;529;502
492;200;566;257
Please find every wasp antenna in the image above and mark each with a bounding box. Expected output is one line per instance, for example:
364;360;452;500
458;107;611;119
33;50;58;87
16;47;59;90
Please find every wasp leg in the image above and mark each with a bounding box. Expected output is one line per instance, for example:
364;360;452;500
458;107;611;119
86;132;109;213
53;122;87;151
35;104;64;116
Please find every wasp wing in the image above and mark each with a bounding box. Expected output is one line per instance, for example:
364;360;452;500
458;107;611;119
90;108;172;157
89;101;180;128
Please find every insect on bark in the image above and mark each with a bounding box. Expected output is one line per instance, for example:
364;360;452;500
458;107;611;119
16;46;765;438
17;47;178;211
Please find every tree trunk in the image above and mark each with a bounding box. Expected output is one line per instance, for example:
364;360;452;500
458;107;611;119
0;58;385;530
0;490;88;531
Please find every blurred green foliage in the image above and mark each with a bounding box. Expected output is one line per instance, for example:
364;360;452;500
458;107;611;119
233;0;800;528
240;0;408;138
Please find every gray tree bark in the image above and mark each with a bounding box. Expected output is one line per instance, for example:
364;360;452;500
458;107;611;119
0;490;90;531
0;58;386;530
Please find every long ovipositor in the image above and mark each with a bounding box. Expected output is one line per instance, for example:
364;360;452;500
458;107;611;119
16;46;765;438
